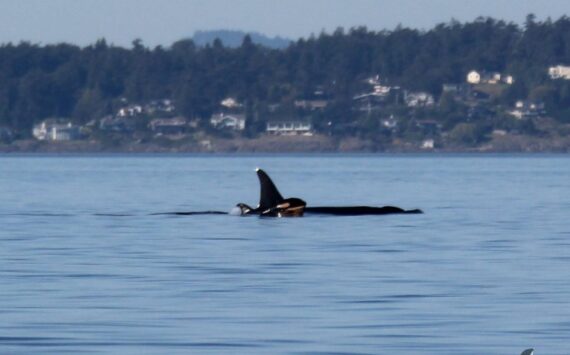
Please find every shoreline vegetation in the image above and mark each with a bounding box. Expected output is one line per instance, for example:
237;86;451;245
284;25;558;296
3;16;570;153
2;133;570;153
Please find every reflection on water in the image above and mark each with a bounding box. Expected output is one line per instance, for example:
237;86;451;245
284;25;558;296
0;155;569;354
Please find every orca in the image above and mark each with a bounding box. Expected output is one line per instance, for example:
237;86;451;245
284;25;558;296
235;168;307;217
520;349;534;355
235;168;422;217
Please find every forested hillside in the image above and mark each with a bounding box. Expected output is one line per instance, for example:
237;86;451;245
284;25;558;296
2;15;570;140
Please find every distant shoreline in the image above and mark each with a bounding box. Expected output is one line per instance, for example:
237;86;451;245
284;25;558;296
1;134;570;154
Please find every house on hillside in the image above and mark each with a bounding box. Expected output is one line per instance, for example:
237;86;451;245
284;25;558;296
210;113;246;130
32;120;82;141
117;104;144;117
145;99;176;114
466;70;514;85
365;75;382;86
149;117;188;135
266;121;313;136
421;139;435;150
381;115;398;130
355;76;394;99
363;75;396;92
353;86;392;100
220;97;243;109
548;65;570;80
508;100;545;120
353;82;397;112
404;91;435;107
466;71;483;84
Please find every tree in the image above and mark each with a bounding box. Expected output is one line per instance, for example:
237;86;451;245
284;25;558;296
449;123;489;146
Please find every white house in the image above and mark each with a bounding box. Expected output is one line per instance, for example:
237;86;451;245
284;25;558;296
365;75;381;86
503;75;515;84
548;65;570;80
467;70;514;85
220;97;242;109
467;70;482;84
381;115;398;129
508;100;545;120
117;105;143;117
421;139;435;150
404;91;435;107
32;120;82;141
266;121;313;136
487;72;502;84
210;113;246;130
373;85;391;96
356;75;393;99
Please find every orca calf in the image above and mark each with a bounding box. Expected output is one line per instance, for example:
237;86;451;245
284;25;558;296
235;168;422;217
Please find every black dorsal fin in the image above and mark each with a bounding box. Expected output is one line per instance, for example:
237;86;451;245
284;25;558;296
256;168;284;210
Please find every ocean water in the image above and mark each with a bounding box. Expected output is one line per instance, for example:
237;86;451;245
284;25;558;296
0;154;569;354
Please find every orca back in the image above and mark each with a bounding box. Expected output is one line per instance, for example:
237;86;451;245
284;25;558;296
256;168;284;210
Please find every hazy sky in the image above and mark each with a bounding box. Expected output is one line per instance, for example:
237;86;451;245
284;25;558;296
1;0;570;47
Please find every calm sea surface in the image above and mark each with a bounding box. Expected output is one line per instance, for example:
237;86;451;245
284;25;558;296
0;154;569;354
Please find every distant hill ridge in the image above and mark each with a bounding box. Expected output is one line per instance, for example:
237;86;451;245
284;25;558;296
192;30;292;49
